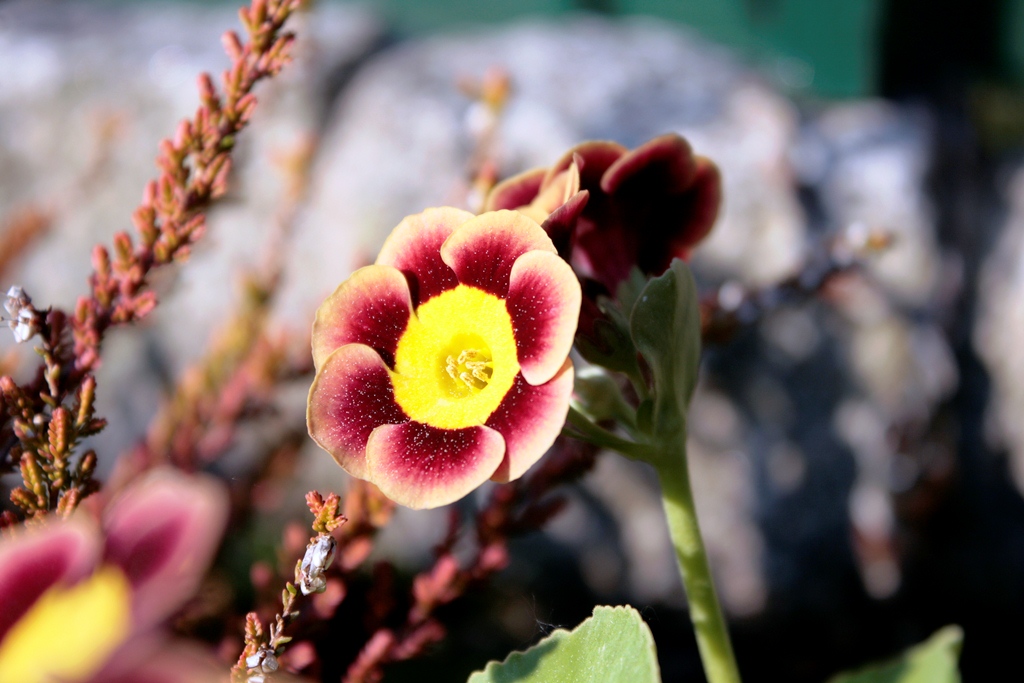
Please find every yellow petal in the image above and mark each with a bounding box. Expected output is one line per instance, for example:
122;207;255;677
0;564;131;683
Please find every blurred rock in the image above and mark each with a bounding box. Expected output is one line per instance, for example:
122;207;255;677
977;167;1024;492
791;101;958;598
278;15;808;329
800;102;941;305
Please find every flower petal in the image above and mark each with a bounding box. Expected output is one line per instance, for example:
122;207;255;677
541;189;589;262
0;565;130;683
483;167;546;212
94;639;230;683
365;422;505;509
311;265;414;371
601;133;697;196
506;250;581;385
544;140;626;192
307;344;408;479
102;470;228;630
488;360;574;483
0;521;98;644
376;207;474;306
528;159;581;217
672;156;722;259
440;210;556;297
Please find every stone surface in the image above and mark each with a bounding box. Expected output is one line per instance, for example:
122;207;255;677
977;168;1024;491
277;15;810;329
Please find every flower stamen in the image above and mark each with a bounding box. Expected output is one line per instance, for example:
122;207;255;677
446;349;493;390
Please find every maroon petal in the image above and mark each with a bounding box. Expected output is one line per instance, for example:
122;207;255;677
488;360;574;483
307;344;408;480
376;207;474;306
483;167;547;211
366;422;505;509
102;470;228;630
311;265;414;371
572;216;636;291
440;210;556;297
90;639;227;683
601;133;697;196
672;156;722;259
543;140;626;194
0;521;99;643
541;189;589;261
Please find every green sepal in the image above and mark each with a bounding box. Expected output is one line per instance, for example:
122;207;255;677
629;259;701;444
828;626;963;683
467;605;661;683
573;366;637;430
574;302;641;378
616;267;649;314
635;398;654;436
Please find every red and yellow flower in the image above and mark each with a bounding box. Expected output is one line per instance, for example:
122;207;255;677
307;208;581;509
0;470;227;683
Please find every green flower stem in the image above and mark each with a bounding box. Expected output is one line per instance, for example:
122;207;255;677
654;431;741;683
564;397;742;683
564;404;650;460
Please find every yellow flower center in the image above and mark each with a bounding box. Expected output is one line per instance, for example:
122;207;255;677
0;564;132;683
392;285;519;429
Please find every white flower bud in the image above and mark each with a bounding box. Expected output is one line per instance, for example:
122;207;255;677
298;533;336;595
246;645;279;676
4;286;38;343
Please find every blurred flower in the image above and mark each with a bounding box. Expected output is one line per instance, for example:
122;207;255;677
0;470;227;683
307;208;580;509
485;133;721;294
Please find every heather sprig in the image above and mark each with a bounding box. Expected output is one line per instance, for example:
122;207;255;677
0;0;302;521
233;490;348;682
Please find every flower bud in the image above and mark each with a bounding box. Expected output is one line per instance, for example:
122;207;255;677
298;533;336;595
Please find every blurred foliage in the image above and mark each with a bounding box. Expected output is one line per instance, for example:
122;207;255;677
828;626;963;683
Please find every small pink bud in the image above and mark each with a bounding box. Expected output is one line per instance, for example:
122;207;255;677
91;245;111;277
221;31;245;62
131;292;157;320
142;180;157;206
197;72;217;104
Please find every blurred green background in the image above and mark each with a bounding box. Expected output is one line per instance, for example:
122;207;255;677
124;0;1024;99
373;0;884;98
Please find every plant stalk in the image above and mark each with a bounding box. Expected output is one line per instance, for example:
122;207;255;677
654;432;741;683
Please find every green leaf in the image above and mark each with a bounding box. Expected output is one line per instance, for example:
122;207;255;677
828;626;963;683
467;605;661;683
629;259;701;439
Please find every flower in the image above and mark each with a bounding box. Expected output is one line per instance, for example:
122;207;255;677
307;208;581;509
485;133;721;295
0;470;227;683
